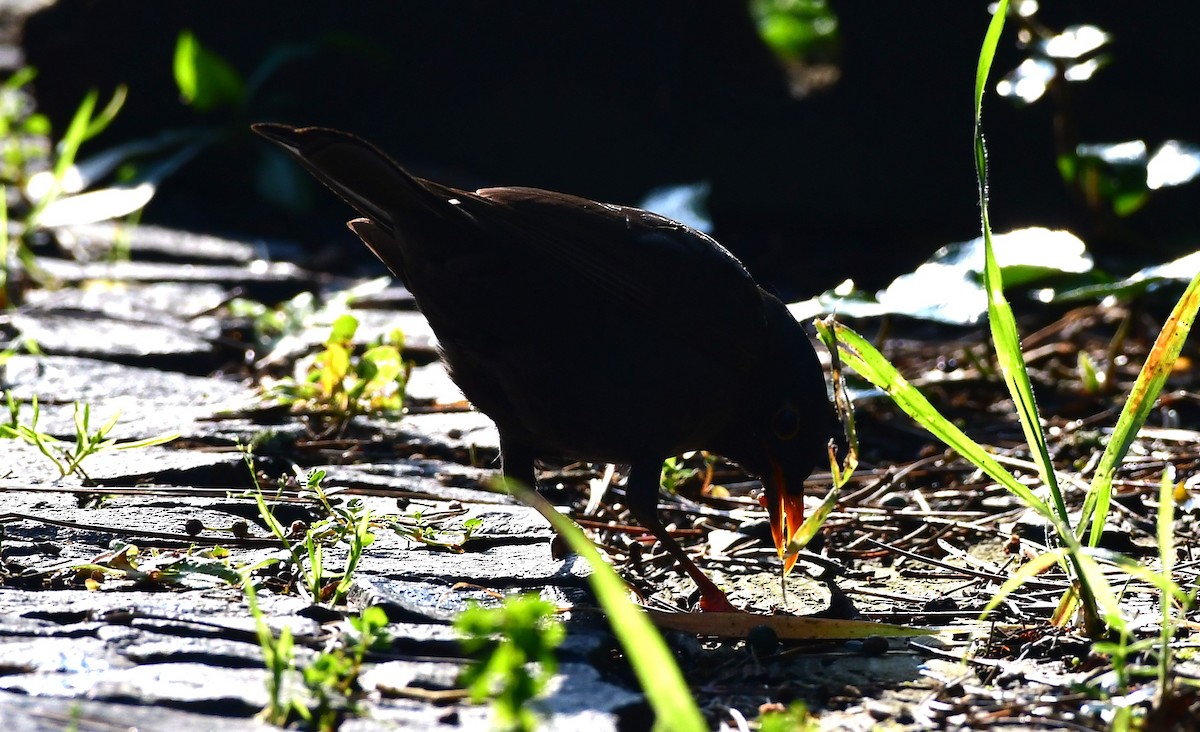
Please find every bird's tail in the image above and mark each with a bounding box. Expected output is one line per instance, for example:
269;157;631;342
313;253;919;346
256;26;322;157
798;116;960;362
252;123;448;234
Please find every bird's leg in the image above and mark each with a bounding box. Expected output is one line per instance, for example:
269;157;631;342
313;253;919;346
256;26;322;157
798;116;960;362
624;461;740;613
498;436;538;492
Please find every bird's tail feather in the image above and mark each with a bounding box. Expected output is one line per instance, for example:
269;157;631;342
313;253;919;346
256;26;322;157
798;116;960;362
347;217;403;279
252;123;447;234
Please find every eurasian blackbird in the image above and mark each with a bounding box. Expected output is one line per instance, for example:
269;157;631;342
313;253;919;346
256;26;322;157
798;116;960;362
254;123;841;611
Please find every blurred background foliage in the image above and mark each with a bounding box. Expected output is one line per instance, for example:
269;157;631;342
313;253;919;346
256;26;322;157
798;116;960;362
7;0;1198;298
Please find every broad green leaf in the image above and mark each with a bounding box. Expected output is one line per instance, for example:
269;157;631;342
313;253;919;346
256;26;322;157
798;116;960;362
791;228;1092;326
1050;250;1200;301
34;183;156;228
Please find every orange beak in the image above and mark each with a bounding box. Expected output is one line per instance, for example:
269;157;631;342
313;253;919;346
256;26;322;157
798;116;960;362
767;455;805;574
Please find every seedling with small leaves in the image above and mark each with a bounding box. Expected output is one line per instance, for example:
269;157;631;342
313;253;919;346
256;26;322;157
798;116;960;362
297;605;391;730
242;570;304;727
0;75;127;304
72;542;241;590
758;701;820;732
267;313;411;430
242;557;391;730
388;508;485;553
659;452;720;495
240;455;375;606
0;394;179;482
455;594;565;732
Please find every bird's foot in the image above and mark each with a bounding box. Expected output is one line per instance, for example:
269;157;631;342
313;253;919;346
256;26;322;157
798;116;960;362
697;588;742;613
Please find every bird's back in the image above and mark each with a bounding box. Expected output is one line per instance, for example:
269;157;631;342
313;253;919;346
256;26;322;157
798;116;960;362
257;124;779;461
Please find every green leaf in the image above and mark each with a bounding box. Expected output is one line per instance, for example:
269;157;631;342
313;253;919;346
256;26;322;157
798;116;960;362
981;230;1067;523
360;345;403;389
973;0;1009;129
1072;551;1126;635
114;432;181;451
1079;270;1200;545
751;0;838;61
973;0;1067;528
328;313;359;345
24;85;127;231
1049;250;1200;302
82;85;126;142
783;484;838;559
1;66;36;92
23;113;50;136
825;322;1061;528
980;547;1067;622
972;0;1109;636
318;343;351;397
797;228;1092;326
174;30;245;112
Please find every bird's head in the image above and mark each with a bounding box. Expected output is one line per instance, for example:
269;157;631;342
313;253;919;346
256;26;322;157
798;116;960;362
735;294;844;573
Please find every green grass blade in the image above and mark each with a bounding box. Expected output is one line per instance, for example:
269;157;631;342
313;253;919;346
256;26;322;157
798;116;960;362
95;408;121;439
784;485;839;558
972;0;1067;527
971;0;1111;635
981;243;1068;522
973;0;1009;129
29;85;126;223
73;401;89;454
1081;271;1200;545
979;547;1125;634
27;88;102;227
52;91;98;186
1157;469;1177;695
1;185;8;300
827;321;1061;528
1071;551;1127;635
814;315;860;486
114;432;182;450
980;547;1067;621
82;85;126;142
1;67;36;92
1087;548;1189;607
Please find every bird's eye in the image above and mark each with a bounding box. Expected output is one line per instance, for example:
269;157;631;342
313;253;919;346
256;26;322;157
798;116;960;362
772;405;802;440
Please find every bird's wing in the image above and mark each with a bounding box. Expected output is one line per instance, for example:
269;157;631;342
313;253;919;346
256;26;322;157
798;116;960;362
460;185;766;332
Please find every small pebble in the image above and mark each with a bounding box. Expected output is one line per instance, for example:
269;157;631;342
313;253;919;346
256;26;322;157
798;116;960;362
746;624;780;656
860;635;889;655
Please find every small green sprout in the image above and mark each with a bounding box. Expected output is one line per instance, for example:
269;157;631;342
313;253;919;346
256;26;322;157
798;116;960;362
268;313;411;428
759;700;819;732
0;394;179;482
455;594;565;732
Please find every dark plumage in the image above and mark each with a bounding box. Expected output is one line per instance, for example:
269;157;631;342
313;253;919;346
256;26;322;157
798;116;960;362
254;123;841;611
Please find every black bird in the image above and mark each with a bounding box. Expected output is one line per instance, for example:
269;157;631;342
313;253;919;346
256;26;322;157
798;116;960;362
254;123;841;611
